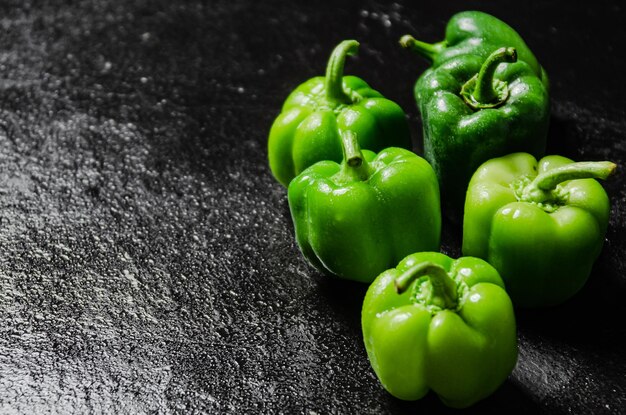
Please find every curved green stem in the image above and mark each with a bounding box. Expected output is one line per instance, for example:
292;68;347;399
339;130;370;181
341;130;362;167
472;47;517;104
399;35;445;62
535;162;617;190
394;262;457;309
522;161;617;203
325;40;359;105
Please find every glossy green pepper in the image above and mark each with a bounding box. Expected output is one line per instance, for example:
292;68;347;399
288;131;440;283
400;10;548;88
362;251;517;408
463;153;616;307
268;40;411;187
408;47;549;216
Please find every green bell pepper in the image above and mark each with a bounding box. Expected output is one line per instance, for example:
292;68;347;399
463;153;616;307
288;131;440;283
407;47;550;216
362;251;517;408
268;40;411;187
400;10;548;88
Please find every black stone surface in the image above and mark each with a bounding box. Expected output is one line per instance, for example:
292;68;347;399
0;1;625;413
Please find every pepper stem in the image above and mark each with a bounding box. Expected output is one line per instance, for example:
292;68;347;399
399;35;445;62
325;40;359;105
474;47;517;103
394;262;457;309
339;130;370;181
522;161;617;203
460;47;517;110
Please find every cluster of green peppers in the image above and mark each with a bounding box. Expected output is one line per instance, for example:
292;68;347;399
267;11;616;409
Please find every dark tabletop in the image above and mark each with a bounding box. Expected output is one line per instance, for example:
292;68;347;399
0;1;625;414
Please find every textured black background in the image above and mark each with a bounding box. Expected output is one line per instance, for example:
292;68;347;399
0;1;625;414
